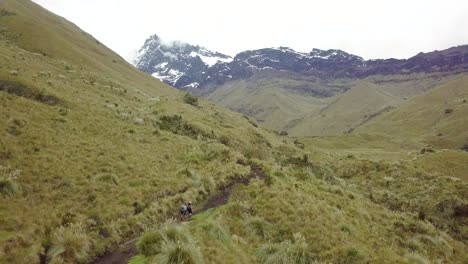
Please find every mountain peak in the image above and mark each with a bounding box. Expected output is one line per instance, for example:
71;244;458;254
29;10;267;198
135;34;232;88
142;34;161;47
134;36;468;89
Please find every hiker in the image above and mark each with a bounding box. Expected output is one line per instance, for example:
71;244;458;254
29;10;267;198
180;203;187;220
187;202;193;218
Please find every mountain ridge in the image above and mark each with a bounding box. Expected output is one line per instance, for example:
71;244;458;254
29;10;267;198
134;35;468;140
135;34;468;89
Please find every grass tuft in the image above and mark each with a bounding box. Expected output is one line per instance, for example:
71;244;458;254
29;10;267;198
256;233;315;264
199;219;231;243
157;240;204;264
137;230;164;256
244;217;273;239
48;223;91;264
95;173;119;185
0;165;20;196
136;223;204;263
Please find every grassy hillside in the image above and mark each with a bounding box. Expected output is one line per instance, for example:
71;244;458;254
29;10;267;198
0;0;283;262
0;1;467;264
356;74;468;149
289;81;400;136
197;67;461;138
199;70;340;132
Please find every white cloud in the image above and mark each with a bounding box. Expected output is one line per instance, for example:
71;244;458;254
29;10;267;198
32;0;468;61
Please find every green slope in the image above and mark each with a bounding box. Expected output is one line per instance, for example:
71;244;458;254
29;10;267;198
198;67;460;138
0;0;283;262
289;80;401;136
356;74;468;149
0;1;467;264
200;71;340;132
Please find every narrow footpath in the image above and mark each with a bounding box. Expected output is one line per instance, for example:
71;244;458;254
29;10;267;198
93;165;266;264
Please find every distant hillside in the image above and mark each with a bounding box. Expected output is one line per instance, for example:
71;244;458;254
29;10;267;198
134;35;468;141
356;75;468;149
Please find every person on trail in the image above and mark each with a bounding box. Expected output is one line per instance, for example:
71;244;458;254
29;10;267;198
187;202;193;218
180;203;187;220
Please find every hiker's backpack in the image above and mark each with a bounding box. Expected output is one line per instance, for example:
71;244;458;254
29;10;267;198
181;204;187;212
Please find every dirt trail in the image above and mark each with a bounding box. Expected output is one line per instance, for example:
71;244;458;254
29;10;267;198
92;165;266;264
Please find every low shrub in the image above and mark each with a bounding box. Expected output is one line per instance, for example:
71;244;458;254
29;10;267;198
158;115;211;140
285;154;310;167
183;93;199;106
461;143;468;152
0;178;17;196
0;9;16;17
0;80;61;105
218;135;231;146
293;139;305;149
132;201;147;215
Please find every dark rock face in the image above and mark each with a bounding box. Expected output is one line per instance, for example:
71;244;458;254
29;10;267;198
361;46;468;76
134;35;468;90
134;34;232;88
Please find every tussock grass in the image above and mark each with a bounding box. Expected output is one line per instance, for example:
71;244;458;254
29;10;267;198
256;233;316;264
48;223;91;264
191;159;467;263
137;230;164;256
157;240;204;264
0;165;20;196
137;223;204;263
199;219;231;243
95;173;119;185
244;217;273;240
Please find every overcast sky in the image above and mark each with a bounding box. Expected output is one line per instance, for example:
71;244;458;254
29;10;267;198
32;0;468;61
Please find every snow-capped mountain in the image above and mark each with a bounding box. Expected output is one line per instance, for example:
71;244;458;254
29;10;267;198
134;35;468;89
134;34;232;88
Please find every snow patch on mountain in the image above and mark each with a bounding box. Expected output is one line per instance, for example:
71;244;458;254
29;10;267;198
135;34;370;89
189;51;233;66
152;69;183;84
183;82;200;88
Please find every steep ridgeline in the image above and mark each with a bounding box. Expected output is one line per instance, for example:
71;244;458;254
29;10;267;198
135;35;468;90
134;35;232;89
